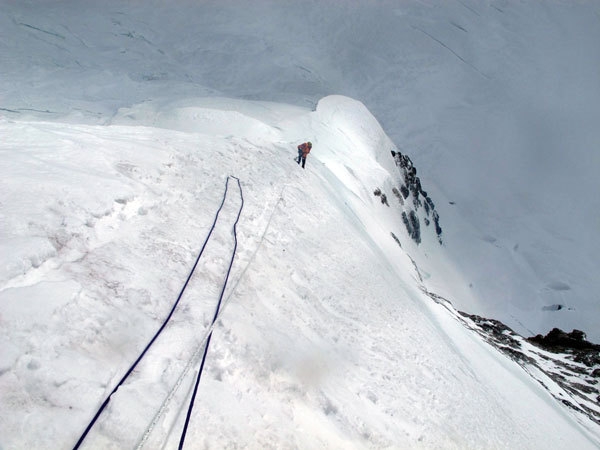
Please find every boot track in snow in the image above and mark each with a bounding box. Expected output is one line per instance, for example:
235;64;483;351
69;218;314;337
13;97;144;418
73;175;244;450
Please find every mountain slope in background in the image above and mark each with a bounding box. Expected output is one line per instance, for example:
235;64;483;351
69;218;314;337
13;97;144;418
2;0;599;341
1;0;600;448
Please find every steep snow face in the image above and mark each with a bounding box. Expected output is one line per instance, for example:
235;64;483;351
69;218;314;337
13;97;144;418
1;96;598;449
2;0;600;447
2;0;599;340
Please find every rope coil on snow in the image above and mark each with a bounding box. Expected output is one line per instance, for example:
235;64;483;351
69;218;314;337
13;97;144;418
73;176;240;450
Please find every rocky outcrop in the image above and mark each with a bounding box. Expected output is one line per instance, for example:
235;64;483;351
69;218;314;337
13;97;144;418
460;312;600;425
420;287;600;427
372;151;443;246
528;328;600;353
391;151;442;244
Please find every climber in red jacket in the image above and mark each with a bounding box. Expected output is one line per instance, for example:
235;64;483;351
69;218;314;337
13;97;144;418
296;141;312;169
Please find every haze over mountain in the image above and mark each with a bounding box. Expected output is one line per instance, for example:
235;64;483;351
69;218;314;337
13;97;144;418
1;1;599;448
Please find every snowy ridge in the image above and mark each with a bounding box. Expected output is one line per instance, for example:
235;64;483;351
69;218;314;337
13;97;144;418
2;1;600;446
2;0;600;341
2;96;599;448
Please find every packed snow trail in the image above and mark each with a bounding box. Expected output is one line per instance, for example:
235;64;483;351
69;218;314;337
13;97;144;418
135;179;293;450
73;176;244;449
179;176;243;450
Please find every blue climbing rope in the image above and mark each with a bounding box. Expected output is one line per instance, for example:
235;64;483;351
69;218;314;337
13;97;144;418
73;176;237;450
178;176;244;449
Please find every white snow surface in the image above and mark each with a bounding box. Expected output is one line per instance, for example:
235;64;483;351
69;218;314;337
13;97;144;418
1;1;600;449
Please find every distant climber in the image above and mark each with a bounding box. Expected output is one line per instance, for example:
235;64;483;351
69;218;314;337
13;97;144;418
296;141;312;169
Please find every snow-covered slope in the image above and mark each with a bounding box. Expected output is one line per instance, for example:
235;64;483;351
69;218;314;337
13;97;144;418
2;96;598;449
2;0;600;448
2;0;599;341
